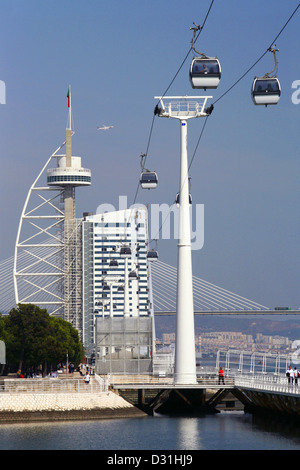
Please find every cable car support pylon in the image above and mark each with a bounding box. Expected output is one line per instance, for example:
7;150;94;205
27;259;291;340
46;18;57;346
154;95;212;385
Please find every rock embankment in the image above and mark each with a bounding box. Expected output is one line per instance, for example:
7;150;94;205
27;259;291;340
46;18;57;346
0;390;146;422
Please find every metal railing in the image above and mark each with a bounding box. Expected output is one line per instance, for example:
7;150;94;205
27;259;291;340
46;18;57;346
107;374;174;386
106;373;235;388
235;373;300;395
0;376;106;394
4;372;298;395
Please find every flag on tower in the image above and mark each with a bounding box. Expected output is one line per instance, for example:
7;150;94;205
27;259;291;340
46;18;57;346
67;87;70;108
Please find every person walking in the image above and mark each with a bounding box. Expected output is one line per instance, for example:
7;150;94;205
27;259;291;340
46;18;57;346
294;367;298;386
218;366;225;385
84;371;90;385
286;366;293;385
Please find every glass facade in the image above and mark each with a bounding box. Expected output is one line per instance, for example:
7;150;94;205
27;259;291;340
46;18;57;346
47;175;91;183
95;316;153;374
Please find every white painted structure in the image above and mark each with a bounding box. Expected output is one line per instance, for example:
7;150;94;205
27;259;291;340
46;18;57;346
154;96;212;384
82;207;154;354
13;87;91;338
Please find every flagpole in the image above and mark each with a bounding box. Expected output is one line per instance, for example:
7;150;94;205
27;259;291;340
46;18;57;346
66;86;72;167
67;85;72;130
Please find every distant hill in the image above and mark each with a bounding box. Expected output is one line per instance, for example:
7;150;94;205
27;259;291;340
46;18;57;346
154;314;300;341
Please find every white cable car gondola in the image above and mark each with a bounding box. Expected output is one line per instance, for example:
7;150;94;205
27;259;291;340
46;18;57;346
109;259;118;267
251;46;281;106
140;170;158;189
189;22;221;90
175;192;192;206
120;246;131;258
129;270;138;279
147;249;158;262
251;77;281;106
190;57;221;90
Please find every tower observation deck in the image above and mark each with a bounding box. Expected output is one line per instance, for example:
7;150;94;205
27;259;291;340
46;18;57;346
14;87;91;340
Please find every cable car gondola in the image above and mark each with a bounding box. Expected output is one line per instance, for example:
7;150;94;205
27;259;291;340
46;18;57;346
109;259;118;267
120;246;131;258
175;192;192;206
129;270;138;279
251;77;281;106
140;170;158;189
189;22;221;90
147;249;158;262
251;46;281;106
189;57;221;90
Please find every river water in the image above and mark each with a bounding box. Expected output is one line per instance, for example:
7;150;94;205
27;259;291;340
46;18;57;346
1;411;300;452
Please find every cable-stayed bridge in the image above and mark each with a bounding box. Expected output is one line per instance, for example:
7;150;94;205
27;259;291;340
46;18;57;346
0;251;298;316
151;260;272;315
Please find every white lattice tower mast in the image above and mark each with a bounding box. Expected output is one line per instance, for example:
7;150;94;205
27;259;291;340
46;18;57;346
14;87;91;340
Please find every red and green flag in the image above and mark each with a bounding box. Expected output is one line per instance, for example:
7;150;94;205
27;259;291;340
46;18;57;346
67;87;70;108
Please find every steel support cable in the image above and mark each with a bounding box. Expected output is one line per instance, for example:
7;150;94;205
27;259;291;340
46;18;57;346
131;1;215;209
153;259;269;310
150;4;300;254
188;3;300;174
151;288;176;310
191;269;268;309
213;3;300;107
151;275;178;310
163;260;268;310
151;275;177;303
151;262;230;310
152;261;246;310
151;267;177;293
160;0;215;100
131;113;156;207
152;263;242;311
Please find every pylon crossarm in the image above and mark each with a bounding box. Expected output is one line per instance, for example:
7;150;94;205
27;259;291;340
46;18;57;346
154;96;213;119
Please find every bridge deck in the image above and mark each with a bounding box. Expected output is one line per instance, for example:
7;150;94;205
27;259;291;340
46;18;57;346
108;374;234;390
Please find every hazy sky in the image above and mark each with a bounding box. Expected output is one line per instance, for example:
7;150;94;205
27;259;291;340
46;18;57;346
1;1;300;310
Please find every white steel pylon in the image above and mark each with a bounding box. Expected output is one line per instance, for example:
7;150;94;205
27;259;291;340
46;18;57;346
154;95;212;384
14;88;91;340
13;141;67;316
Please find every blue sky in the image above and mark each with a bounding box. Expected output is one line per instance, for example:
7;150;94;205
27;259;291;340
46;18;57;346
1;0;300;310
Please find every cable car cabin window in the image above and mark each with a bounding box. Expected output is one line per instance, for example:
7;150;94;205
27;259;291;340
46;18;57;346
253;79;281;95
191;59;220;76
141;173;157;183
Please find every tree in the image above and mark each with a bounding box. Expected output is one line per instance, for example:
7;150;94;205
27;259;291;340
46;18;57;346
2;304;83;375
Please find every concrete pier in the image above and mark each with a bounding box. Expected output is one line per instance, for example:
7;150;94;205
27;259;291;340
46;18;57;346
0;377;147;423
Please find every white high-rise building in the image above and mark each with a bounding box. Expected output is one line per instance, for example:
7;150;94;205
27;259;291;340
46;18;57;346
82;206;155;373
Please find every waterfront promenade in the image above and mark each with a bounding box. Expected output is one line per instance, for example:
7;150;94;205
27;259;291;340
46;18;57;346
0;374;146;422
1;371;300;422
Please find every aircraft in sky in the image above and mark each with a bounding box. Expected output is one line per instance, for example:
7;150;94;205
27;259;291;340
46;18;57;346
97;125;114;130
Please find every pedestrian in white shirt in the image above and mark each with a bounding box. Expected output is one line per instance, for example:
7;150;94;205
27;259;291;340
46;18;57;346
294;367;298;386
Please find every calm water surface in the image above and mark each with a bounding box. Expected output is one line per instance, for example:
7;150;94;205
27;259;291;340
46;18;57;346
1;412;300;451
